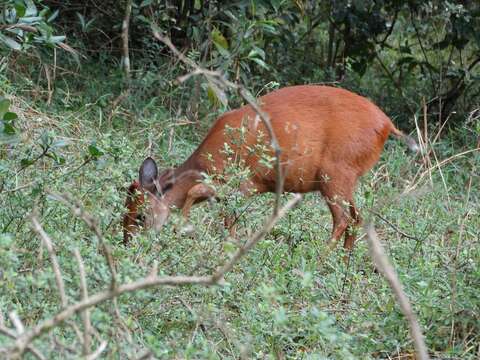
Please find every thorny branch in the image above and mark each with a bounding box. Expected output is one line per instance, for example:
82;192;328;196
1;194;301;358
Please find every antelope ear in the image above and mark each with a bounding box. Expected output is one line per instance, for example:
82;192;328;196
139;157;158;193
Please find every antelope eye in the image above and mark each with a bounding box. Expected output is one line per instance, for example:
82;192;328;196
161;183;173;193
136;214;145;224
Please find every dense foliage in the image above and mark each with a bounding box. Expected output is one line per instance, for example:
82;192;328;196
0;0;479;359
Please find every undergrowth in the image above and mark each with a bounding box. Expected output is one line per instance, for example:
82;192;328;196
0;62;479;359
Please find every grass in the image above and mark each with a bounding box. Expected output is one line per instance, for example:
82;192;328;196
0;63;479;359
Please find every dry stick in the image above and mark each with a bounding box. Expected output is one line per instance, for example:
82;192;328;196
405;147;480;193
0;326;46;360
152;30;285;215
50;192;129;343
86;340;108;360
450;176;473;346
0;181;36;194
31;215;68;308
31;216;86;347
371;210;419;241
211;194;302;282
47;191;118;290
8;275;212;357
365;223;430;360
6;195;301;357
8;313;24;335
135;349;154;360
73;249;92;356
121;0;132;78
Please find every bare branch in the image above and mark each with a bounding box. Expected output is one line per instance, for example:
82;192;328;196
86;340;108;360
365;223;430;360
211;194;302;282
371;210;419;241
0;326;46;360
151;29;285;214
8;312;24;335
0;24;38;32
4;194;301;357
31;215;68;308
74;249;92;356
121;0;133;78
7;274;212;356
47;191;118;290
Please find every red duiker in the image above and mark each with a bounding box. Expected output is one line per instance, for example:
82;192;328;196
123;85;418;249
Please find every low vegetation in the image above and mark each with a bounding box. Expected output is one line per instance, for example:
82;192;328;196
1;1;479;359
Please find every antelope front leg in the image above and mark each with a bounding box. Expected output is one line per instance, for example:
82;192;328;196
182;183;216;219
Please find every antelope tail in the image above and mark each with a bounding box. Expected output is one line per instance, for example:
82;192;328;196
390;126;420;153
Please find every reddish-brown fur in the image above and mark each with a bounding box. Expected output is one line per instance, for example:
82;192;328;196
123;180;145;242
123;85;414;249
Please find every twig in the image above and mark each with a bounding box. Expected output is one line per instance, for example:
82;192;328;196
47;191;118;290
121;0;133;78
365;223;430;360
135;349;154;360
74;249;92;356
371;210;419;241
0;326;46;360
7;275;212;356
30;215;68;308
85;340;108;360
211;194;302;282
406;147;479;193
4;194;301;357
152;29;285;215
0;24;37;32
0;182;36;194
8;312;24;335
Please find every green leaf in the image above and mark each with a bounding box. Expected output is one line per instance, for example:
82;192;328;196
49;35;66;44
207;82;228;107
397;56;417;67
0;98;11;118
40;131;53;148
76;12;86;29
0;34;22;50
46;152;65;165
39;7;49;18
14;3;27;18
2;122;16;135
18;16;43;24
47;9;60;23
3;112;18;121
88;143;104;158
251;57;269;70
214;43;230;58
21;158;34;167
212;28;229;50
31;184;43;197
24;0;38;17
